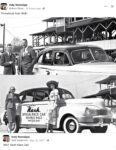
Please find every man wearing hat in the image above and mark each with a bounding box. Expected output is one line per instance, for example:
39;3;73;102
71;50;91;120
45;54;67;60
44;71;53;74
46;80;60;133
0;44;16;75
5;86;20;133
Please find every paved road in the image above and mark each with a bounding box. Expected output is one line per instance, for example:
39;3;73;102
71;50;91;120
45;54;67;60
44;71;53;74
1;124;116;133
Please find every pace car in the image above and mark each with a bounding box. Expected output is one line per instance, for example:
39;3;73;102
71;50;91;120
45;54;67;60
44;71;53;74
1;87;112;133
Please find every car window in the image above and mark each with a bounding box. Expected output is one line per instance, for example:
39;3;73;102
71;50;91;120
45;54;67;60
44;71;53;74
91;48;109;62
24;96;33;102
20;94;33;103
42;51;53;65
54;52;69;65
60;89;74;100
20;91;35;103
34;90;49;102
71;49;93;64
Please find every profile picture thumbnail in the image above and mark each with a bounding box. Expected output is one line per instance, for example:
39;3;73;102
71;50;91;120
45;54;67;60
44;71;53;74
0;3;7;10
3;135;10;142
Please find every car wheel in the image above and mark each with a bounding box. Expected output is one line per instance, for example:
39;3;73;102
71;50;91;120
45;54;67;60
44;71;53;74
90;126;108;133
63;117;81;133
36;128;46;133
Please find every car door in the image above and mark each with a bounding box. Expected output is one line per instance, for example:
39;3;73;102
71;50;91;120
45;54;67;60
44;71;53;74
19;90;35;126
32;89;49;126
34;49;72;75
19;89;49;128
34;50;54;75
40;51;71;75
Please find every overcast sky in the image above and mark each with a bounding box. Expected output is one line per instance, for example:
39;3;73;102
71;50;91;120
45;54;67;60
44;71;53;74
0;17;46;45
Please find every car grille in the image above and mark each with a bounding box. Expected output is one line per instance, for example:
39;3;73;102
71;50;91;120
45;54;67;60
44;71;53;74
94;118;111;123
103;118;111;123
97;109;107;115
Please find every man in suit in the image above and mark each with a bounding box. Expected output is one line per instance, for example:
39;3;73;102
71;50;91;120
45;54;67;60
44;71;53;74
0;44;16;75
18;39;36;75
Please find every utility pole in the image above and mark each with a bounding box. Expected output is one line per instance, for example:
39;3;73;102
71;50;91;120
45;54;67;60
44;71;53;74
0;23;5;52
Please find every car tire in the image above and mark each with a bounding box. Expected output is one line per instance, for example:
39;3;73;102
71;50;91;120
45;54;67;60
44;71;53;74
90;126;108;133
63;117;81;133
36;128;46;133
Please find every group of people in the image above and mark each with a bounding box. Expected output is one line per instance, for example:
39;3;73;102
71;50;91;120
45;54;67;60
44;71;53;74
0;39;37;75
5;80;61;133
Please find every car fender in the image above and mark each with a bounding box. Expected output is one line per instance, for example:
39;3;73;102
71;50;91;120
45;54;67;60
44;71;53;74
57;105;86;128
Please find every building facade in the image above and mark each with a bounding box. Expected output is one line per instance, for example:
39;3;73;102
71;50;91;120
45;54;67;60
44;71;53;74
30;17;116;54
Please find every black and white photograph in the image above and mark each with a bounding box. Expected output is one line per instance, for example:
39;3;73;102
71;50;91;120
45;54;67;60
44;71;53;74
0;75;116;134
0;0;116;149
1;17;116;75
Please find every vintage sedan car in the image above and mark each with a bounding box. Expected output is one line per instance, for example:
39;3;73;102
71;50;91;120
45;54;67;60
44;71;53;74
33;44;116;75
2;87;112;133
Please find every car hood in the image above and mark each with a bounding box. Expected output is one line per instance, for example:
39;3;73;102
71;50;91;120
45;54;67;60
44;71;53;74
70;62;116;74
64;98;105;108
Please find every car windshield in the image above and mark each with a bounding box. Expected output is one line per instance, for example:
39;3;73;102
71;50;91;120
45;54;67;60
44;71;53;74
91;48;109;62
71;48;110;64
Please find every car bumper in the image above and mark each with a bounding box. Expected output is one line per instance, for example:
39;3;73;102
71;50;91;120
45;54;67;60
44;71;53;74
78;115;112;127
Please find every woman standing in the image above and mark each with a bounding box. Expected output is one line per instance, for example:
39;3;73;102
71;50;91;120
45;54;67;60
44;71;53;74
46;80;60;133
5;86;17;133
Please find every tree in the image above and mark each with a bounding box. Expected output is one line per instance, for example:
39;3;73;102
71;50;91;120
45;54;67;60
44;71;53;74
11;37;21;46
11;37;22;54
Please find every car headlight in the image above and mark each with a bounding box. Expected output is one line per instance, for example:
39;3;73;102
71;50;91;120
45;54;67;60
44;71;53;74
85;107;98;116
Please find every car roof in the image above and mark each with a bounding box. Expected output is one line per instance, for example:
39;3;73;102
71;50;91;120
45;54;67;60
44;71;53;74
19;87;50;95
39;44;102;54
33;46;45;50
19;87;74;97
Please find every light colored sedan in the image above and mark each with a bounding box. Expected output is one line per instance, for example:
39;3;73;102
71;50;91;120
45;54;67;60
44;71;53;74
1;87;112;133
33;44;116;75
